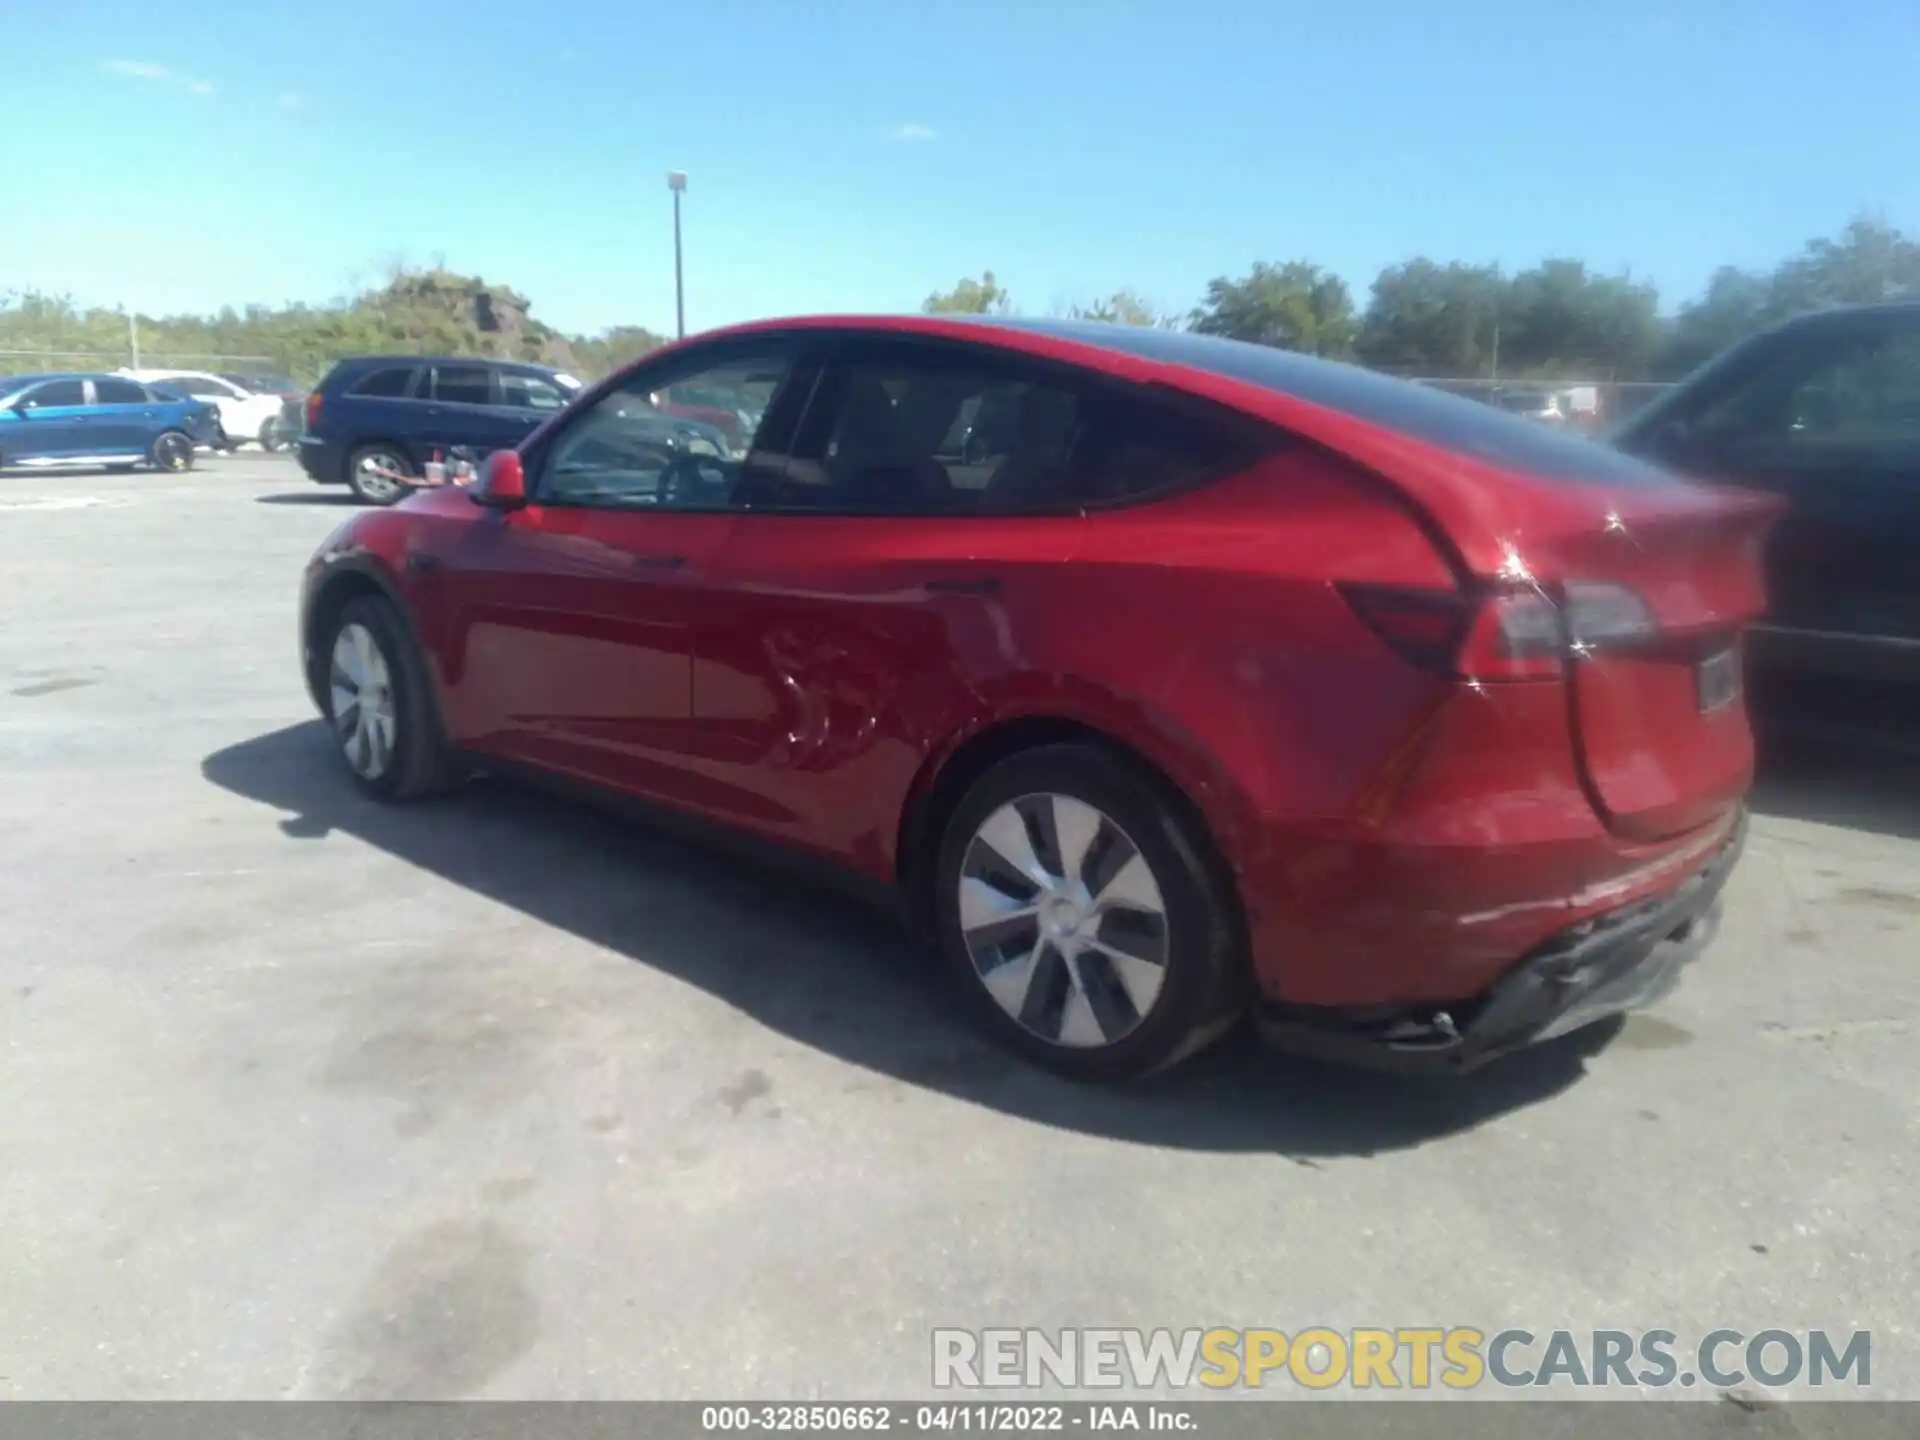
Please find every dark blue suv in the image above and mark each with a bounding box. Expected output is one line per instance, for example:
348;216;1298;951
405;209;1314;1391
297;355;585;504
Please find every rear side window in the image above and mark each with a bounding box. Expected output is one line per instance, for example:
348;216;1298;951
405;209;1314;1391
997;321;1689;491
432;365;493;406
93;378;149;404
1183;341;1679;488
1078;392;1251;504
349;366;417;399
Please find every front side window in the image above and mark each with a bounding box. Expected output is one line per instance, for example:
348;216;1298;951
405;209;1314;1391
499;371;569;412
432;365;494;407
20;381;86;409
538;351;796;509
93;378;149;405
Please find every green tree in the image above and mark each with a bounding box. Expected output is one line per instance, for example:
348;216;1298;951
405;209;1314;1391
1655;217;1920;377
1658;266;1772;378
1189;262;1356;357
1066;290;1178;328
1356;259;1503;375
923;271;1012;315
1498;260;1661;378
570;324;669;377
1770;216;1920;312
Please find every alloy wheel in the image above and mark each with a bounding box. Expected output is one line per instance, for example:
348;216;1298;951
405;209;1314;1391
154;433;193;471
329;622;398;780
354;451;408;503
957;792;1170;1048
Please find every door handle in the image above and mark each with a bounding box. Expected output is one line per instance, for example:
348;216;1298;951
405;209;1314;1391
405;552;443;573
925;578;1001;595
631;554;688;570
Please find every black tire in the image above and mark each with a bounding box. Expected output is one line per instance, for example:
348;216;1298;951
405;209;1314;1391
319;595;457;801
259;417;285;453
346;444;414;505
149;431;195;472
930;742;1247;1082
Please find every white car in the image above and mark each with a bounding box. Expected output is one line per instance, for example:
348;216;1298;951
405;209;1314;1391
118;369;289;450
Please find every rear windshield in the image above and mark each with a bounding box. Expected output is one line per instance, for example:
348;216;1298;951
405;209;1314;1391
996;321;1690;491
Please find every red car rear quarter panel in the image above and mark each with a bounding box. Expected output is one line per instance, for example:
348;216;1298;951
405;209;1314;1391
1051;454;1488;997
1065;451;1458;821
1052;451;1738;1010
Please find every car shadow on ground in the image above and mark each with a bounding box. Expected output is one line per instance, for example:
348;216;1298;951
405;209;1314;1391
255;491;360;506
203;723;1625;1159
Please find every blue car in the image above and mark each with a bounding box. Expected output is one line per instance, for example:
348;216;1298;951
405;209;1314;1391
0;372;224;473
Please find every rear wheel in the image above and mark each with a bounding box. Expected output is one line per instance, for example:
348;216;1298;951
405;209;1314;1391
347;445;413;505
259;416;285;453
321;595;455;800
931;743;1246;1081
149;431;195;472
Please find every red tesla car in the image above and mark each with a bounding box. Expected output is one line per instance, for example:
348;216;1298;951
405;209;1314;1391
298;316;1778;1081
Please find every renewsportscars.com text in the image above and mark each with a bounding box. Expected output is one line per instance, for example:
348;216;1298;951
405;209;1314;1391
931;1327;1872;1391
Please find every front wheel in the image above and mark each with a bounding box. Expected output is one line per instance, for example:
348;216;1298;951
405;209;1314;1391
347;445;413;505
321;596;456;800
149;431;195;472
931;743;1247;1081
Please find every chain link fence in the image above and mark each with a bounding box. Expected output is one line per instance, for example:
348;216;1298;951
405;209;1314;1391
0;348;279;379
1410;376;1676;431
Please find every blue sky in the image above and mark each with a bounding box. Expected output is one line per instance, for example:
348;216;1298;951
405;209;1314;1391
6;0;1918;338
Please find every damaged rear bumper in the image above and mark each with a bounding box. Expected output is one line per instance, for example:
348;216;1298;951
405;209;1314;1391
1255;808;1748;1074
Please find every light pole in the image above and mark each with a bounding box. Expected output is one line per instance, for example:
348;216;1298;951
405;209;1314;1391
667;170;687;339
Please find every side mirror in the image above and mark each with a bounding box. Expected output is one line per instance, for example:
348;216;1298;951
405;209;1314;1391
470;449;527;510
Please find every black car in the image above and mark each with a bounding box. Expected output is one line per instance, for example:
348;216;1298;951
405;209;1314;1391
1611;303;1920;685
297;355;587;504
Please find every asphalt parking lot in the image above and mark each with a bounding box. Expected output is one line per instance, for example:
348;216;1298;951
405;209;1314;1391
2;454;1917;1403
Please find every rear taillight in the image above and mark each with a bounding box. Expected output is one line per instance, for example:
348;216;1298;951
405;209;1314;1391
305;392;323;429
1342;580;1660;681
1456;590;1565;679
1338;584;1476;675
